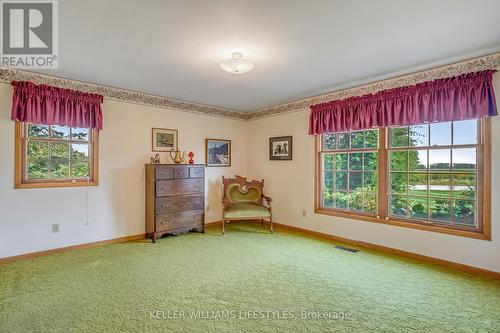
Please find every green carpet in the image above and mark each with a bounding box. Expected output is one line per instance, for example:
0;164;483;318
1;222;499;333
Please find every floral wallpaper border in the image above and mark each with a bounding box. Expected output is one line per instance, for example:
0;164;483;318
0;69;243;120
1;53;498;121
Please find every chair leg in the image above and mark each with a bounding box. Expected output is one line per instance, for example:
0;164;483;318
261;219;264;227
270;214;273;234
222;219;225;235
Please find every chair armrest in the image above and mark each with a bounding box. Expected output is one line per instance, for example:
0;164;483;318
262;194;273;209
222;197;231;209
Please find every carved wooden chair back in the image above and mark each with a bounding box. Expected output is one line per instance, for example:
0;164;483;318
222;175;264;205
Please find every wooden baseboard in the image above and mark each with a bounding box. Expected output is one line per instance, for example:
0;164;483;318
205;220;223;227
271;222;500;280
0;234;145;265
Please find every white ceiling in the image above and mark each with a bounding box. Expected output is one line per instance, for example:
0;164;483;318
37;0;500;112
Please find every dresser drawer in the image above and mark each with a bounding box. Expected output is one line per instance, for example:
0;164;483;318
174;167;189;179
155;167;174;180
189;167;204;178
155;210;204;232
156;179;204;197
156;194;204;214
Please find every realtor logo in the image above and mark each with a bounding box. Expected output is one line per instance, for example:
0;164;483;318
1;0;58;68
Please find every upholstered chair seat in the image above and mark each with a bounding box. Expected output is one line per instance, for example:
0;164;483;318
223;203;271;219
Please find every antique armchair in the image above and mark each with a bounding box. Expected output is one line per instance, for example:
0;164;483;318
221;175;273;234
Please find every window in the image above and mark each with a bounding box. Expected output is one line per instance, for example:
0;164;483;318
15;122;99;188
320;129;379;213
316;119;491;240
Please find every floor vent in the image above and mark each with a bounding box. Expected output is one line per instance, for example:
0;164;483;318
335;245;360;253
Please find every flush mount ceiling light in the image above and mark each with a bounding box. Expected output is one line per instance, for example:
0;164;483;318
219;52;254;74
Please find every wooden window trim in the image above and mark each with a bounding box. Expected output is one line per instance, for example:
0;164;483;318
14;121;99;189
314;118;491;241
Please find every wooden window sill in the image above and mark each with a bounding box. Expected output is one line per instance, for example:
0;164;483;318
315;208;491;241
15;181;98;189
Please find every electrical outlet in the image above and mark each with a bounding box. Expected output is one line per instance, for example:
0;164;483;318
52;224;60;233
302;210;307;218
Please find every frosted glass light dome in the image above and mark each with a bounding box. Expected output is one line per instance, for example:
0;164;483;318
219;52;254;74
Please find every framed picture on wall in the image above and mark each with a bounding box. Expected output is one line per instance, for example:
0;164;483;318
206;139;231;167
269;136;292;160
152;128;178;152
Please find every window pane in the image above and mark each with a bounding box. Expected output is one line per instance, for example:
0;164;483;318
350;131;364;148
364;192;377;213
429;149;450;171
365;130;378;148
349;191;363;211
363;152;378;171
323;154;334;170
28;124;49;138
430;174;451;198
390;151;407;171
71;144;89;162
453;119;477;145
430;198;451;223
409;196;428;219
334;191;347;209
323;171;334;189
452;174;476;199
408;173;427;196
335;172;348;190
335;153;348;171
349;153;362;170
452;148;476;173
337;133;349;149
50;143;70;178
453;200;476;226
322;188;334;208
409;125;429;147
322;134;336;150
72;162;90;178
430;122;451;146
390;195;407;217
409;150;427;170
391;127;409;147
349;172;362;191
27;141;49;179
50;125;70;140
72;128;89;141
390;173;407;194
364;172;377;191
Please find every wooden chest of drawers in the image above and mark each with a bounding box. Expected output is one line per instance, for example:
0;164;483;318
145;164;205;242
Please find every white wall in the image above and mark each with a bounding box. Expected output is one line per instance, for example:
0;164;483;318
0;82;247;258
246;73;500;273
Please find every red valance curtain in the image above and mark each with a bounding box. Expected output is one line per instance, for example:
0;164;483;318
309;70;497;135
11;81;104;130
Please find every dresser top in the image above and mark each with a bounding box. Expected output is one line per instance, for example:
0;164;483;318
145;163;205;167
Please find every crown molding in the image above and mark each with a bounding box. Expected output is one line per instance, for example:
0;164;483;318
0;68;246;120
244;52;500;121
1;53;498;122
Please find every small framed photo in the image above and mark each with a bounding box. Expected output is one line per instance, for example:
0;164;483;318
206;139;231;167
269;136;292;160
152;128;178;152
